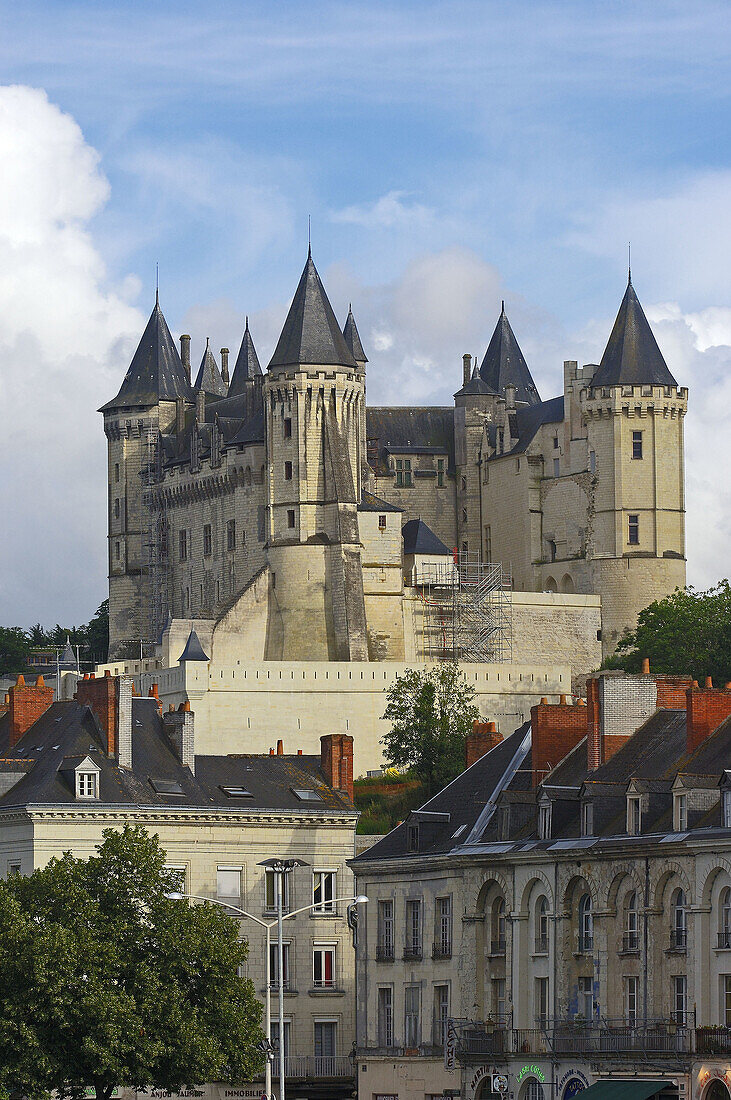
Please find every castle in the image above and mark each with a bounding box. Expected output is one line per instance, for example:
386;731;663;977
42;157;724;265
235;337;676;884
102;250;687;673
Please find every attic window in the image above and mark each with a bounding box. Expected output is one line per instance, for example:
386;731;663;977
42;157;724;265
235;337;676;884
451;823;467;839
220;786;254;798
674;792;688;832
406;823;419;853
292;788;322;803
150;778;185;796
538;802;552;840
581;801;594;837
627;795;641;835
76;772;98;800
724;790;731;829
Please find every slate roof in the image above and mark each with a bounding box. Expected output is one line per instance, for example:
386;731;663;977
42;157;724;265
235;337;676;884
194;340;228;397
58;638;77;672
0;699;355;814
488;395;564;459
366;407;455;474
343;306;368;363
225;409;266;449
229;319;262;396
101;297;194;411
455;368;497;398
269;252;357;370
402;518;450;556
590;280;678;389
359;490;402;513
178;629;209;662
479;304;541;406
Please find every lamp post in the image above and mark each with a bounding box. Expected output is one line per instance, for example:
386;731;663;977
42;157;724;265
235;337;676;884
169;886;368;1100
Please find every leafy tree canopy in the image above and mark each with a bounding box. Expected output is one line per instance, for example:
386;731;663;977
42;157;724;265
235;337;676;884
381;664;480;797
0;599;109;675
604;581;731;683
0;825;263;1100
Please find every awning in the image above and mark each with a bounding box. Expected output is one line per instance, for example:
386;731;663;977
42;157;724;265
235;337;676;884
574;1083;669;1100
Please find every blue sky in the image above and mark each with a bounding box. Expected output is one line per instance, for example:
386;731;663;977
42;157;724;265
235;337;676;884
0;0;729;624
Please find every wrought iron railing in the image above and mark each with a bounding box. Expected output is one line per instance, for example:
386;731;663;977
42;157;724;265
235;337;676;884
669;928;687;950
432;941;453;959
375;944;394;961
283;1055;353;1078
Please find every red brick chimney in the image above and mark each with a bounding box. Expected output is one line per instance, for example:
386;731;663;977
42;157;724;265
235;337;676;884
531;697;588;787
686;681;731;753
8;674;54;749
465;720;502;767
320;734;354;802
74;674;133;764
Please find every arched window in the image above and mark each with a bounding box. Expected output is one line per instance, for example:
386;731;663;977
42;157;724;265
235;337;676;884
535;896;549;953
491;897;506;954
623;891;638;951
671;888;687;949
720;887;731;949
578;893;593;952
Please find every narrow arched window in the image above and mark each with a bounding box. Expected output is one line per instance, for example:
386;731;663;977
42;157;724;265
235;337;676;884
491;897;506;954
623;891;638;951
720;887;731;949
578;893;593;952
671;888;687;950
535;896;549;953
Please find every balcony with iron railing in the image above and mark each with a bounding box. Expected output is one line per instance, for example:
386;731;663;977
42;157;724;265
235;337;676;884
432;940;452;959
576;933;594;954
403;942;423;961
717;931;731;949
455;1018;701;1062
669;928;687;952
375;943;395;961
621;930;640;953
696;1027;731;1057
282;1056;353;1079
452;1018;510;1061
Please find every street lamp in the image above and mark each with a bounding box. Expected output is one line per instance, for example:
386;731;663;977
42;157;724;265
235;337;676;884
167;883;368;1100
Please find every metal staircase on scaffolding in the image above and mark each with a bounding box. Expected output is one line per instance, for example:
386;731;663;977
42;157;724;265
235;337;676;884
414;552;512;663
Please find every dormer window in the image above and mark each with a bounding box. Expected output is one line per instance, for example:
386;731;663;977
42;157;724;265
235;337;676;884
77;771;97;799
406;824;419;853
627;795;641;835
674;792;688;832
581;800;594;837
723;790;731;829
538;801;552;840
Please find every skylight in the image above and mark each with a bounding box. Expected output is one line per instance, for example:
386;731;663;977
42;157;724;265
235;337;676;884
292;788;323;802
451;823;467;839
220;785;254;798
149;778;185;796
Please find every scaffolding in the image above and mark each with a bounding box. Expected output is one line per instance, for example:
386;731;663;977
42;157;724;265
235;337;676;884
141;428;168;657
414;552;512;663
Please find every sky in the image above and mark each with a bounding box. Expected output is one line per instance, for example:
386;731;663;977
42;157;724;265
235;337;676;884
0;0;729;627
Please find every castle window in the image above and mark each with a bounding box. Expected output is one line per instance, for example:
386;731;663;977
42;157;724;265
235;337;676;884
437;458;445;487
203;524;212;557
553;436;559;449
115;542;120;560
284;417;292;439
114;499;120;519
114;462;120;482
284;461;293;481
484;525;492;561
589;450;596;474
515;458;520;473
406;824;419;853
549;539;556;562
378;515;387;531
628;514;639;545
632;431;643;460
461;476;467;492
462;508;467;524
395;458;412;487
227;519;236;551
553;458;560;478
179;530;188;561
287;509;295;529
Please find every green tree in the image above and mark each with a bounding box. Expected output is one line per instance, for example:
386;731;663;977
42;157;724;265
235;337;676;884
0;825;263;1100
0;626;30;676
381;664;480;797
83;599;109;665
604;580;731;683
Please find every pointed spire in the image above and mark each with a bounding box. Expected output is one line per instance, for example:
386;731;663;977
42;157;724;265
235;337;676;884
343;305;368;364
178;629;209;663
478;306;540;406
228;317;263;396
590;281;677;389
194;341;227;397
268;253;357;370
100;297;193;411
58;637;77;671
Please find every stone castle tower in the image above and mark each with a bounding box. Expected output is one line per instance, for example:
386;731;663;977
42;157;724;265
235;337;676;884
101;255;687;665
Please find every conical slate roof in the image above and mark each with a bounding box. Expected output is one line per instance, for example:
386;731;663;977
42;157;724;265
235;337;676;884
178;629;209;663
194;340;228;397
479;303;540;406
100;296;193;411
58;637;77;671
268;252;357;370
228;319;262;396
590;280;678;389
402;518;450;556
343;306;368;363
455;366;497;398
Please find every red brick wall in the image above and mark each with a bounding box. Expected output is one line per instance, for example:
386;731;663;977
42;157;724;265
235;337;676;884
656;677;694;709
531;702;588;787
686;686;731;754
465;721;502;768
8;675;54;748
320;734;354;802
75;673;117;756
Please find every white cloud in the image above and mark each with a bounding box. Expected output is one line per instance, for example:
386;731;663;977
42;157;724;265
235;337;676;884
332;191;434;230
0;85;143;627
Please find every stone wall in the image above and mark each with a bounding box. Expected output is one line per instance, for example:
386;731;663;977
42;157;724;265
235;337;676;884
510;591;602;688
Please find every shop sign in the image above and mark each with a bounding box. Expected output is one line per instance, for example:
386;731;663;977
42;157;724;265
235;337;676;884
558;1070;590;1100
517;1066;547;1085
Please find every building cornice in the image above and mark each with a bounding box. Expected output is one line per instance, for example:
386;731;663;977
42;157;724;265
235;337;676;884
0;804;358;828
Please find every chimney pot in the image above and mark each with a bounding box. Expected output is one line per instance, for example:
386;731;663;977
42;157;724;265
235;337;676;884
706;676;714;688
269;747;274;755
462;353;472;387
297;748;302;755
35;675;45;687
104;669;111;677
169;703;175;712
726;683;731;691
560;694;568;705
540;696;548;705
16;675;25;687
220;348;229;385
180;334;191;382
277;738;284;755
641;657;650;674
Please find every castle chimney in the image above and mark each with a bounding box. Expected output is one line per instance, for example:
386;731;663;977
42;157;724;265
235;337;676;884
505;383;516;410
195;389;205;425
320;734;354;802
180;335;191;383
220;348;230;386
176;397;185;435
463;353;472;387
465;720;502;768
8;674;54;749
